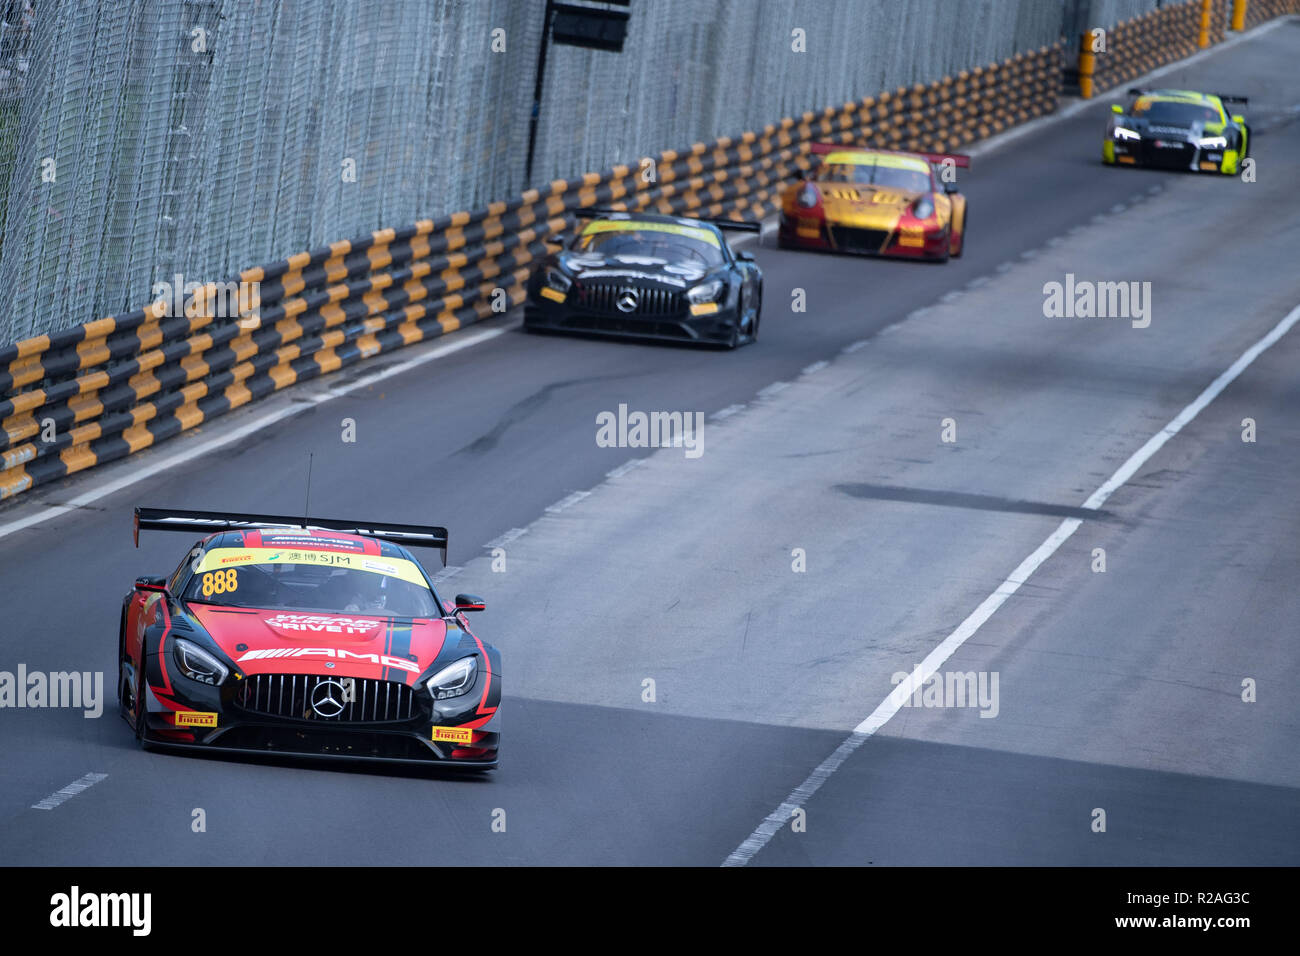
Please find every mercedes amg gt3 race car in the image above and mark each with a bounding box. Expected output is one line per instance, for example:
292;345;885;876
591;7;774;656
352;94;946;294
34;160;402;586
119;508;501;769
1104;88;1250;174
524;209;763;348
778;143;969;261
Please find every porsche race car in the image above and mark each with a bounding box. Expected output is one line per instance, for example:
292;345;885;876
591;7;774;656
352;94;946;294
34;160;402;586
1103;88;1250;174
119;508;501;769
524;210;763;348
778;143;969;261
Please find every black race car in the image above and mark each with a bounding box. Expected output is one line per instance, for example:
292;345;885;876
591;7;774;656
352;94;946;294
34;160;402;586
120;508;501;770
1103;88;1250;174
524;210;763;348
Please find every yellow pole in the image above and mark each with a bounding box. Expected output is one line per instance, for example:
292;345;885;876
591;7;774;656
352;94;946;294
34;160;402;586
1198;0;1213;47
1231;0;1248;31
1078;34;1095;99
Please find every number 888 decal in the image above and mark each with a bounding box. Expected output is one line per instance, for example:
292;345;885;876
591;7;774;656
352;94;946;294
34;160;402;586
201;568;239;597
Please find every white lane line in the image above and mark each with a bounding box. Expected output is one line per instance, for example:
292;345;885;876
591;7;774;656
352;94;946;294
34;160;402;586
710;404;747;422
1110;203;1128;214
32;772;108;810
430;565;463;583
939;290;963;304
605;458;646;479
802;360;829;376
723;299;1300;867
995;261;1015;273
484;527;528;549
841;340;869;354
0;326;509;542
757;382;790;399
545;490;591;514
966;276;991;290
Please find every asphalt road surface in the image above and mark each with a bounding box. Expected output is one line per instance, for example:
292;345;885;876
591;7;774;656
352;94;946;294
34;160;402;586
1;19;1298;866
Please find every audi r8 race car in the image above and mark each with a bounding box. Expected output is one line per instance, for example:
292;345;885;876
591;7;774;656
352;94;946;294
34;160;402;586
524;210;763;348
778;143;968;261
119;508;501;770
1103;88;1250;173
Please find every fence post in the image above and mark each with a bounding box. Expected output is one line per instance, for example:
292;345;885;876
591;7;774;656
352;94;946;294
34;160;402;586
1231;0;1248;31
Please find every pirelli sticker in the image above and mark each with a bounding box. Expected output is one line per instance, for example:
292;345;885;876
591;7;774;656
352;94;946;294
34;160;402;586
432;726;473;744
175;711;218;728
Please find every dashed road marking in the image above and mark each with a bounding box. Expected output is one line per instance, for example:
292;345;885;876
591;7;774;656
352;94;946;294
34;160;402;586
32;773;108;811
484;527;528;549
545;490;592;514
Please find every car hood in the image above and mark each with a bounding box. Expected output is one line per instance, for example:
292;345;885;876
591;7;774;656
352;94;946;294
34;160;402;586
557;251;713;287
187;605;448;684
1119;116;1216;140
815;182;924;226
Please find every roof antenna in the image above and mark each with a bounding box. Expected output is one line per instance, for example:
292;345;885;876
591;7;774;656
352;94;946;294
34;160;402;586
302;453;314;529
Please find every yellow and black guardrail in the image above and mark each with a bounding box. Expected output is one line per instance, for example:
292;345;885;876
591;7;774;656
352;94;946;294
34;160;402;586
1080;0;1298;98
1240;0;1300;26
0;39;1085;502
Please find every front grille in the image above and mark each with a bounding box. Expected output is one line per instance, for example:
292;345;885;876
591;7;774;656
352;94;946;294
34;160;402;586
830;227;889;254
576;281;683;316
236;673;418;723
1139;139;1194;168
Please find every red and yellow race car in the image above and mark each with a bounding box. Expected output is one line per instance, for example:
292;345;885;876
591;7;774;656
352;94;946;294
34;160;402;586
778;143;969;261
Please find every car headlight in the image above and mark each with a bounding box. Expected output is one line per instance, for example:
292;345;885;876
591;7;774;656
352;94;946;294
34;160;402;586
686;278;725;305
796;183;820;208
1112;126;1140;141
1197;135;1227;149
173;639;229;686
911;196;935;220
544;268;571;293
425;656;478;700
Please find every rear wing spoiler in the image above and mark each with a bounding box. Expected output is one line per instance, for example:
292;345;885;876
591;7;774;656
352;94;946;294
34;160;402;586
810;141;970;168
133;507;449;565
1127;87;1247;106
572;207;761;231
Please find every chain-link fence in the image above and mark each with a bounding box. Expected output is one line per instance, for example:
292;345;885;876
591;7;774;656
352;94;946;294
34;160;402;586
532;0;1066;183
0;0;1071;345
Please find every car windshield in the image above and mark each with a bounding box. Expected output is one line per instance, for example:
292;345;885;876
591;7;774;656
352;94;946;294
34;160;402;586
819;161;932;193
574;223;724;267
184;548;440;617
1132;100;1219;125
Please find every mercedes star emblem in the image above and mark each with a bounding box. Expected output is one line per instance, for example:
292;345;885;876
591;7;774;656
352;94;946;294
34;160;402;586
616;288;639;312
310;679;347;718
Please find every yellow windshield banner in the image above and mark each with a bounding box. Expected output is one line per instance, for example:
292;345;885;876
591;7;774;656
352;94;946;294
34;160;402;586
195;547;429;587
580;219;720;247
823;151;931;173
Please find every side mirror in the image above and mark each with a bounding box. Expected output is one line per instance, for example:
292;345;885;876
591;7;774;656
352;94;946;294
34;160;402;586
453;593;485;612
1110;104;1123;115
1231;114;1245;124
736;250;756;262
943;182;959;195
135;575;168;592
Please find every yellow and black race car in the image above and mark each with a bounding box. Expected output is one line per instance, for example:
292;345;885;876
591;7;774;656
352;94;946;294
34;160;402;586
1104;88;1250;174
777;143;969;261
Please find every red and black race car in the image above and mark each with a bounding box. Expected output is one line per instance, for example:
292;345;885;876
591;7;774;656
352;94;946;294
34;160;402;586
119;508;500;770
